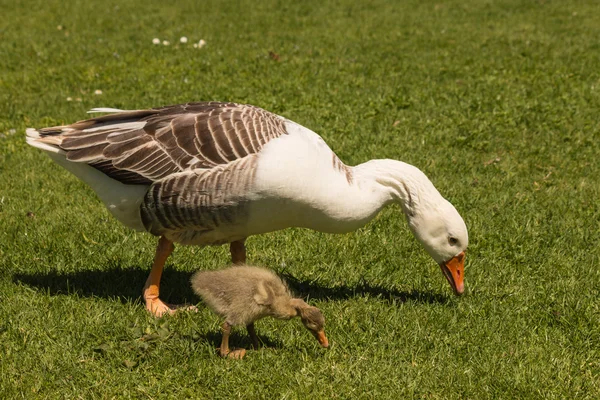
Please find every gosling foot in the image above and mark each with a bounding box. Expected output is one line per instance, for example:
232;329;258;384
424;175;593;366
225;349;247;359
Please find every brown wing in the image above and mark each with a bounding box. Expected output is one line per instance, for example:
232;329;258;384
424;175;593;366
140;155;259;241
35;102;288;185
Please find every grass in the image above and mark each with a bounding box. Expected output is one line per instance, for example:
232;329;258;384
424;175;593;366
1;0;599;398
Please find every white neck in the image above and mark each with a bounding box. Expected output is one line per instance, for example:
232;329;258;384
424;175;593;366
353;159;444;218
286;159;444;234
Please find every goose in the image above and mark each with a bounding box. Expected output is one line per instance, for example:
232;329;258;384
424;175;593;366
191;264;328;359
25;101;468;316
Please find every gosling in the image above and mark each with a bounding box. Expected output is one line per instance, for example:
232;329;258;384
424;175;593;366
191;265;329;359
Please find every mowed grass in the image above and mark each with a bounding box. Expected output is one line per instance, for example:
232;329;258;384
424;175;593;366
1;0;599;398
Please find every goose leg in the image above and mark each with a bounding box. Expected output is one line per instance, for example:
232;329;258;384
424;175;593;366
143;236;175;317
247;323;260;350
220;321;246;359
230;240;246;264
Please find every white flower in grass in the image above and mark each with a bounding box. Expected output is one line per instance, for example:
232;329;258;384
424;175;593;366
94;90;103;95
66;97;73;101
162;40;170;46
152;38;160;45
180;36;188;43
198;39;206;48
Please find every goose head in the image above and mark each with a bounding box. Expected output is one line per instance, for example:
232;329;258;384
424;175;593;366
407;198;468;295
367;159;469;295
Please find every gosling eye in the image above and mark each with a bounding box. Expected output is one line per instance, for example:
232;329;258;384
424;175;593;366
448;237;458;246
302;320;317;330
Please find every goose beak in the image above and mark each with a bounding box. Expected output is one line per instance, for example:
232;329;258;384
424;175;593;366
439;251;465;296
313;330;329;348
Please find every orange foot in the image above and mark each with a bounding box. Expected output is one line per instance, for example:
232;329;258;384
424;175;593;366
145;297;197;317
222;348;247;359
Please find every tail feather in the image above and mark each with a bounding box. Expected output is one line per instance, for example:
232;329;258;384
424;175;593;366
87;107;128;114
25;127;40;139
25;128;65;154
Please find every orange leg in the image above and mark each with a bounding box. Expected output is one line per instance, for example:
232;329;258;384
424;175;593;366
230;240;246;264
143;236;175;317
220;321;246;359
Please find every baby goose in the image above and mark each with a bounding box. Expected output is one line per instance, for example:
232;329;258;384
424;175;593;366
191;265;329;359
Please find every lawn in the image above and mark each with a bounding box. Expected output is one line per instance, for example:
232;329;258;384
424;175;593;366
1;0;599;398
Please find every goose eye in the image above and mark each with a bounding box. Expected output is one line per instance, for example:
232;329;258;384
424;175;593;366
448;237;458;246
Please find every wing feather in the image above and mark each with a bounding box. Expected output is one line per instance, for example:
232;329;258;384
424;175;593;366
33;102;288;185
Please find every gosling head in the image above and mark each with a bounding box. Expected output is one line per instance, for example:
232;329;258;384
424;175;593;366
298;305;329;348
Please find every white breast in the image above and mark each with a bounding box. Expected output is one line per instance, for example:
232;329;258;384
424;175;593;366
247;121;384;234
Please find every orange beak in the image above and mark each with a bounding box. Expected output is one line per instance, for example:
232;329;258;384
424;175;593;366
313;330;329;348
439;251;465;295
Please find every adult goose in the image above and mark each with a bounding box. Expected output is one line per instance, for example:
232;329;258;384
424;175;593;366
26;102;468;316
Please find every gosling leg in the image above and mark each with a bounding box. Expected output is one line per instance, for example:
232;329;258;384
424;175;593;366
247;323;260;350
220;321;246;359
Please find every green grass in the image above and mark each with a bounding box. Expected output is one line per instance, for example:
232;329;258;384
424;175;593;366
1;0;600;398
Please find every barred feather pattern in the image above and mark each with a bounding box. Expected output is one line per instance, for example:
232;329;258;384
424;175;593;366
36;102;288;185
140;154;259;245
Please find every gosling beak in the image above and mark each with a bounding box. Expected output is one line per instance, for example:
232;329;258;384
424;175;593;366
312;330;329;348
439;251;465;296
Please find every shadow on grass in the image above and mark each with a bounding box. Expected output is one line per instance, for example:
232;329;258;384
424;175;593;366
13;266;449;306
13;267;197;305
199;329;284;351
281;273;450;305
